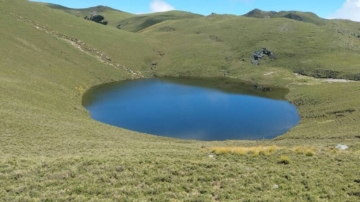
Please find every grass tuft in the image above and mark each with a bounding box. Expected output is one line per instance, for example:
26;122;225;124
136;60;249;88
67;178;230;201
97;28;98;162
278;155;290;165
211;146;281;156
292;146;316;156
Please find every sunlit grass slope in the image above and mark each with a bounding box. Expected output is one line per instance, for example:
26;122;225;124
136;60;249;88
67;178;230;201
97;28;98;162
45;4;134;28
0;0;359;200
115;10;203;32
23;1;160;72
45;4;202;32
142;14;360;79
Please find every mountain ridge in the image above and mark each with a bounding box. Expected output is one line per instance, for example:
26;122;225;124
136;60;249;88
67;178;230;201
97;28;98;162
244;8;326;25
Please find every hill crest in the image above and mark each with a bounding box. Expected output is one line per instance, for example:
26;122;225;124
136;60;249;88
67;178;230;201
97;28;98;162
244;8;325;25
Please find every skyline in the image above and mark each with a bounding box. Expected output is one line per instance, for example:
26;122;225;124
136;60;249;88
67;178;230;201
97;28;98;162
30;0;360;22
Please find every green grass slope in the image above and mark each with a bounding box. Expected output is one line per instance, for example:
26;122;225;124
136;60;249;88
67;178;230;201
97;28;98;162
0;0;360;201
116;10;203;32
20;1;161;73
143;14;360;79
45;4;134;28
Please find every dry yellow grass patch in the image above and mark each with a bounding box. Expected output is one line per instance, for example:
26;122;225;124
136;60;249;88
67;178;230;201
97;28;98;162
211;145;318;156
292;146;316;156
76;85;86;95
211;146;282;156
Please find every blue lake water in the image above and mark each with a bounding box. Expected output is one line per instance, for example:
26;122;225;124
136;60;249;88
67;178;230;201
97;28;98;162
83;78;300;141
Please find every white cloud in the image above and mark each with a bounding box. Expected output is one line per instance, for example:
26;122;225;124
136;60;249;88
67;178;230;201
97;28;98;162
329;0;360;21
150;0;175;13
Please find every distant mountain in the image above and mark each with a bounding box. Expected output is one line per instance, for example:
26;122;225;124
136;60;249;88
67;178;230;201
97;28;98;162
46;4;203;32
244;9;326;26
46;4;134;27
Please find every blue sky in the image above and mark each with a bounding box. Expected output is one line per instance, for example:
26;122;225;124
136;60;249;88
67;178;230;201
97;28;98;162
30;0;360;21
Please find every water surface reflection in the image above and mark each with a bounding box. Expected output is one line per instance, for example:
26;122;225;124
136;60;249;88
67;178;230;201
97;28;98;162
83;78;300;141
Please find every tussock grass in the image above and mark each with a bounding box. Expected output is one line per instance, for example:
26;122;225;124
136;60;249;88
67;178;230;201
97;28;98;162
212;145;360;157
278;155;290;164
212;145;317;157
292;146;316;156
211;146;281;156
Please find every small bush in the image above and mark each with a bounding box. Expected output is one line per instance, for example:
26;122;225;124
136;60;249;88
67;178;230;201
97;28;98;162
92;15;104;22
84;14;108;25
278;156;290;164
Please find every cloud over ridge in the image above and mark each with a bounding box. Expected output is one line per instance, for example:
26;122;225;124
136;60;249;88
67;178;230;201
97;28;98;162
329;0;360;21
150;0;175;13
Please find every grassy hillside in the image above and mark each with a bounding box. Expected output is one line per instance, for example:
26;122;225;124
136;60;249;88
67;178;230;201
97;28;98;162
1;0;360;201
142;13;360;80
46;4;134;28
45;4;203;32
116;10;203;32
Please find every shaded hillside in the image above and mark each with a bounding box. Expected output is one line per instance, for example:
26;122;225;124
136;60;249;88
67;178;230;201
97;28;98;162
244;9;326;26
116;11;203;32
46;4;134;27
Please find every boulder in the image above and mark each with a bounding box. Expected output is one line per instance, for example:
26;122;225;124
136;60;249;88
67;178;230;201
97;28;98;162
335;144;348;150
251;48;275;65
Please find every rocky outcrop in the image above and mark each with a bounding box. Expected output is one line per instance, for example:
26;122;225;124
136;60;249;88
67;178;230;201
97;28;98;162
252;48;275;65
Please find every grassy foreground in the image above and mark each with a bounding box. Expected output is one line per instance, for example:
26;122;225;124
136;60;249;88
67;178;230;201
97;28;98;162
1;0;360;201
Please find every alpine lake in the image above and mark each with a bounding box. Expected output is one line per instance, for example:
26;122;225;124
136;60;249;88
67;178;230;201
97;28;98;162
82;77;300;141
